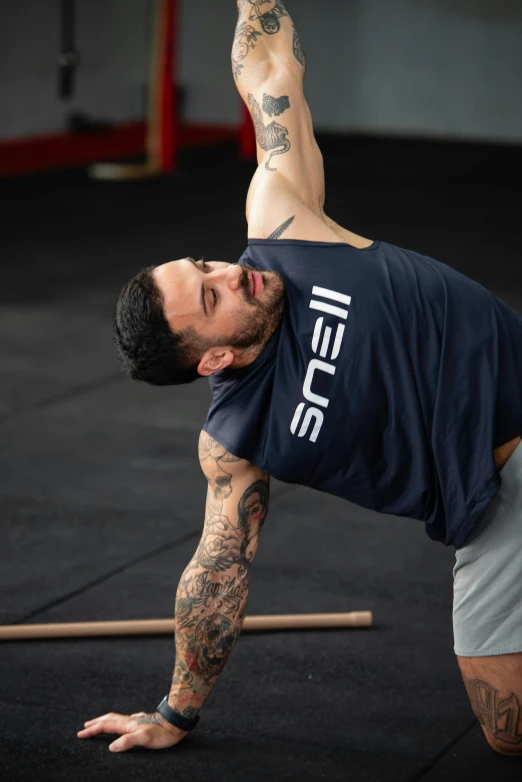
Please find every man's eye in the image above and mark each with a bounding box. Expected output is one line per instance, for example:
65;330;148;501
212;289;217;306
200;260;210;272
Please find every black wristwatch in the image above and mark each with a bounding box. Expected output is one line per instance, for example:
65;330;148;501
156;696;200;732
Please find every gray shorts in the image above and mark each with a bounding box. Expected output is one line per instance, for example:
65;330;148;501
453;441;522;657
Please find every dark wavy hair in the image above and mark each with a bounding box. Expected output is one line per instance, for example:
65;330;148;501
114;266;203;386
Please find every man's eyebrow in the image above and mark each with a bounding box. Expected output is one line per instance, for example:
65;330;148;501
200;282;207;317
185;257;207;317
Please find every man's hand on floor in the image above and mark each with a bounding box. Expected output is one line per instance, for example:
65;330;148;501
77;711;188;752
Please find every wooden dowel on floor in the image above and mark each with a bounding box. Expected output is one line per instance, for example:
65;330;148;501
0;612;373;640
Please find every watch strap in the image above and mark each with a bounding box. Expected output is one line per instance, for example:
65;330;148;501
156;696;200;732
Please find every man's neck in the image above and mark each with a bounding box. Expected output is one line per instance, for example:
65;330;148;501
231;318;282;369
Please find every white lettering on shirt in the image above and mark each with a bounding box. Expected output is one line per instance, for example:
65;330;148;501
290;286;350;443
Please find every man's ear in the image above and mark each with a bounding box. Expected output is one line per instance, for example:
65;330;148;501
198;347;235;377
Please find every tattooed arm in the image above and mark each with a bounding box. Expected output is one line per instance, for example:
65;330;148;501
233;3;324;223
234;3;373;247
167;431;270;720
76;434;269;752
233;0;305;83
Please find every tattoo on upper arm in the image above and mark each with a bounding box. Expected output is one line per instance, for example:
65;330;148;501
462;674;522;747
292;25;305;66
198;432;241;464
198;433;240;516
248;93;291;171
263;93;290;117
193;467;270;577
268;216;295;239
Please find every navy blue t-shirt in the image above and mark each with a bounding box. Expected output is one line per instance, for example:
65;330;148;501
203;239;522;548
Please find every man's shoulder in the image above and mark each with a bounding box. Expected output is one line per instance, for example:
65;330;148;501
246;169;340;243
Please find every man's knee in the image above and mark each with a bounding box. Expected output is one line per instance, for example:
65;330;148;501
457;654;522;757
486;734;522;757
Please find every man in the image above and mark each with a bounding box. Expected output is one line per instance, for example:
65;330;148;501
78;0;522;756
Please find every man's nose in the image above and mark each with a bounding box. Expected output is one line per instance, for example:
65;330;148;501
210;264;243;291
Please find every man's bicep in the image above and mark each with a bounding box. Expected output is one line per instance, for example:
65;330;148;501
198;432;270;570
244;68;325;203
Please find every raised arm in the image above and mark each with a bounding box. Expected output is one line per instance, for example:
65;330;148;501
233;2;372;247
234;1;329;238
167;432;270;722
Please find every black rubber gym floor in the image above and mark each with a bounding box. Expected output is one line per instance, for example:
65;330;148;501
1;136;521;781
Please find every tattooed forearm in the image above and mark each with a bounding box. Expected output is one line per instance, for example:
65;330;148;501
237;0;288;33
233;1;304;79
462;674;522;747
168;434;270;717
248;93;291;171
232;20;263;78
170;568;246;711
268;216;295;239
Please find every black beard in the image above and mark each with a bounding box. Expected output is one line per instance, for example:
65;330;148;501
224;264;285;351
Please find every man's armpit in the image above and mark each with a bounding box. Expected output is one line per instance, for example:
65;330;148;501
268;216;295;239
